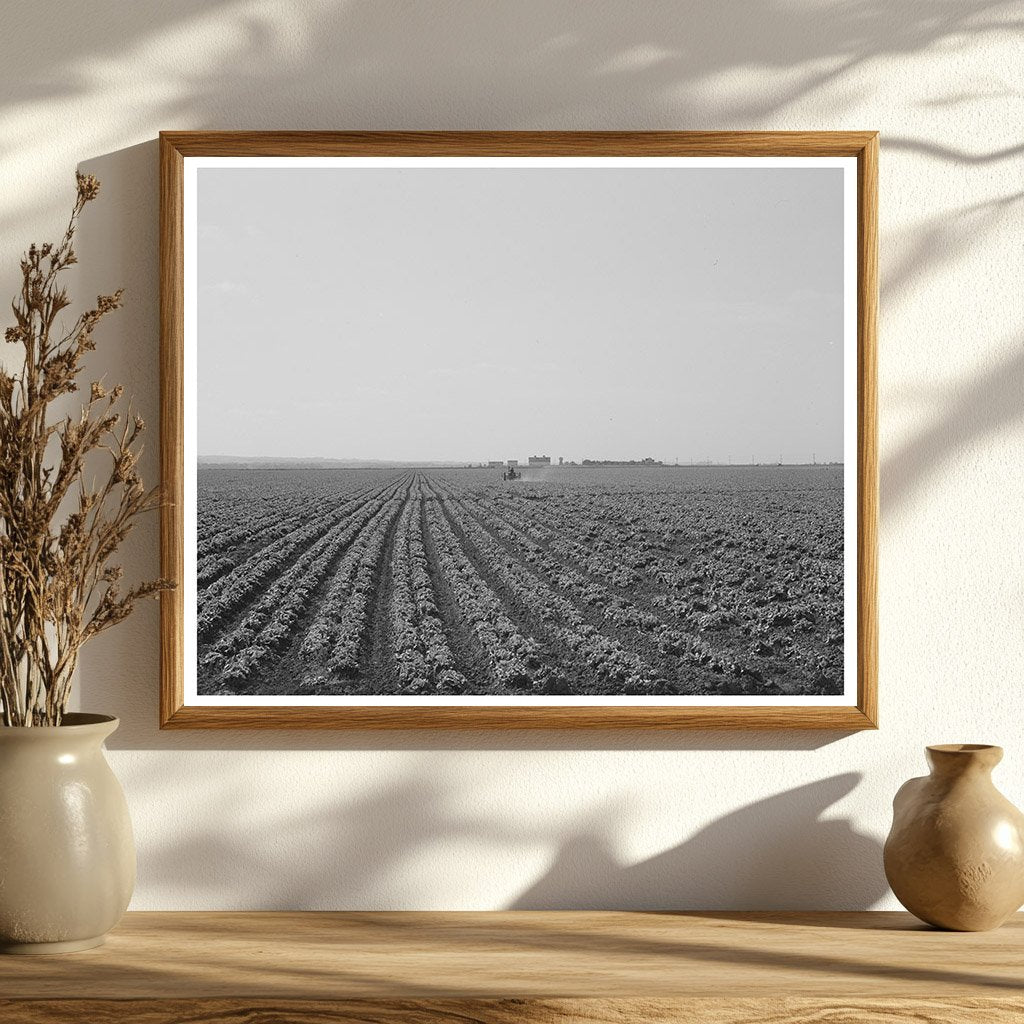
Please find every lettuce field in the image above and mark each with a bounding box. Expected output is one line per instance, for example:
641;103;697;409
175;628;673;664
196;466;845;698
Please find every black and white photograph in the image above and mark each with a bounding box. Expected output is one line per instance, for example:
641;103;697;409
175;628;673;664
182;151;861;710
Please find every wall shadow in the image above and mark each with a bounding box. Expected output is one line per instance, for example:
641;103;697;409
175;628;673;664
511;773;887;910
3;0;1016;140
104;724;858;753
130;761;886;910
881;193;1023;308
883;137;1024;165
882;337;1024;513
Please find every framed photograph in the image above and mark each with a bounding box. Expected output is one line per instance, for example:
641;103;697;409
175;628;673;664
159;131;877;729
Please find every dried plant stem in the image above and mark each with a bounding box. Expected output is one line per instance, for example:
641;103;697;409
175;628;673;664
0;174;172;726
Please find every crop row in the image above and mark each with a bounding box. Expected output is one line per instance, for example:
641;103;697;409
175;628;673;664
203;482;408;686
198;483;342;560
388;496;466;694
464;480;842;693
197;481;378;589
438;490;669;694
423;490;541;691
454;488;756;685
197;469;390;555
197;478;402;642
296;493;405;683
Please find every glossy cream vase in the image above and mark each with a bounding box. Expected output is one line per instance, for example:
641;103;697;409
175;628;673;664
884;744;1024;931
0;714;135;953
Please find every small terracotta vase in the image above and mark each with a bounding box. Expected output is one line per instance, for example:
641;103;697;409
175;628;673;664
0;714;135;953
884;744;1024;931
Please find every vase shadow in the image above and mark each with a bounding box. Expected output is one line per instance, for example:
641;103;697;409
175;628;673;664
512;773;888;910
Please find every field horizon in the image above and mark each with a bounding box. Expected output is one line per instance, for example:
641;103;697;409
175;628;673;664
198;457;846;469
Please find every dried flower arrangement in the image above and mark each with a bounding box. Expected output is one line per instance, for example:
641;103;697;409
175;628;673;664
0;174;171;726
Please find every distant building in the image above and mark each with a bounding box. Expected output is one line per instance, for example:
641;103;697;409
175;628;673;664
528;455;551;466
506;459;519;468
487;460;503;468
581;457;664;467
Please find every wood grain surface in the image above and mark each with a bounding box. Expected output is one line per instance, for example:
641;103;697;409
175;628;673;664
3;997;1023;1024
1;911;1020;995
159;703;878;730
159;129;878;157
856;133;880;731
159;130;879;731
159;133;185;732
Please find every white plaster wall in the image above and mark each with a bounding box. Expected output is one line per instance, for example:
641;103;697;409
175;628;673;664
1;0;1021;910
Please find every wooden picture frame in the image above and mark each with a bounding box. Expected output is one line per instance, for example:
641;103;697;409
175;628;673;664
159;131;877;730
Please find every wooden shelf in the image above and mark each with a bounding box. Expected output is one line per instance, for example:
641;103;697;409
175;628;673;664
0;911;1021;1022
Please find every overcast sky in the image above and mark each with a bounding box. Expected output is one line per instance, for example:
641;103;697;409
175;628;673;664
197;165;845;464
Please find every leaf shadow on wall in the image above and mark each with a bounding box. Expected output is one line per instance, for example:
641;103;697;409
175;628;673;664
882;337;1024;514
1;0;1016;149
511;773;887;910
130;759;886;911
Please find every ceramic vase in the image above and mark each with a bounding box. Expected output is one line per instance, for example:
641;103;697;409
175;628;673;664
884;744;1024;931
0;713;135;953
